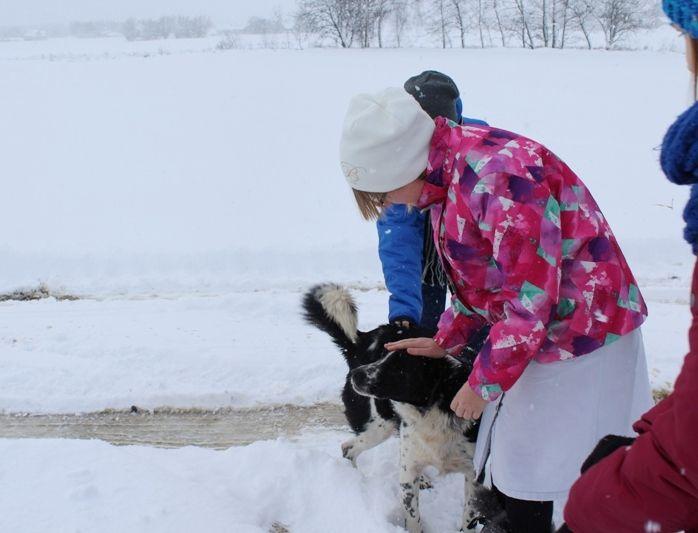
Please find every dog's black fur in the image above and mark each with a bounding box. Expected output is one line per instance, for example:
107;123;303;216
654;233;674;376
302;285;405;448
302;283;503;532
349;347;478;429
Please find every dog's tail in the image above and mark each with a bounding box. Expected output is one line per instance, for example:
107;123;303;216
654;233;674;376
302;284;358;351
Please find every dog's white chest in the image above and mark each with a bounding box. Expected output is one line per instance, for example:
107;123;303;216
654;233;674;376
396;404;473;474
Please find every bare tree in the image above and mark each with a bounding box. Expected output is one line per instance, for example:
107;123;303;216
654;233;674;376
427;0;452;48
292;10;309;47
374;0;393;47
450;0;469;47
570;0;594;48
551;0;557;46
292;0;653;50
492;0;508;46
392;0;409;46
559;0;571;47
541;0;549;46
594;0;647;48
355;0;382;47
548;0;571;48
296;0;359;47
512;0;535;48
477;0;487;47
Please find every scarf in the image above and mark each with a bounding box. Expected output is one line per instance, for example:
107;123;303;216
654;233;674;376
661;101;698;253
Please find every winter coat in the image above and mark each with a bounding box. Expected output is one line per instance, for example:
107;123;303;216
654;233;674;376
563;260;698;533
561;99;698;532
378;204;425;324
378;116;488;324
417;118;648;400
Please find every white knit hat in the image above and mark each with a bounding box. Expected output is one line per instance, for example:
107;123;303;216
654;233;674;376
339;87;435;193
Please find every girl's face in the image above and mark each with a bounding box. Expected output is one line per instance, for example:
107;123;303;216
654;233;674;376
384;178;425;208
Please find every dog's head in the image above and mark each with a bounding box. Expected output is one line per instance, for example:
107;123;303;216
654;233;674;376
349;322;487;410
302;282;487;411
350;322;421;366
350;349;466;408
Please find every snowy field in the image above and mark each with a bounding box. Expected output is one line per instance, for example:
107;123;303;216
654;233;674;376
0;35;694;532
0;35;693;412
0;432;478;533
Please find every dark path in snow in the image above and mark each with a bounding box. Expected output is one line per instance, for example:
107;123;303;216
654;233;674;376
0;403;347;449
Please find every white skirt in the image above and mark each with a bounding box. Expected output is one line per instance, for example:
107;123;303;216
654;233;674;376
473;327;653;502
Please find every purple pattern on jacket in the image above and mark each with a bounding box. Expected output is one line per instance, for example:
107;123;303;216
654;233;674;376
417;118;647;400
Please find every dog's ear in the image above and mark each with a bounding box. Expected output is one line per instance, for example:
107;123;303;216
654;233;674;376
356;324;395;364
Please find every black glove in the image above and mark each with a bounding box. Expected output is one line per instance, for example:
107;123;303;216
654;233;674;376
391;317;415;330
581;434;636;474
556;524;573;533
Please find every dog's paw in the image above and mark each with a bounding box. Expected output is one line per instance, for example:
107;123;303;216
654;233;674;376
417;475;433;490
341;439;359;465
462;511;510;533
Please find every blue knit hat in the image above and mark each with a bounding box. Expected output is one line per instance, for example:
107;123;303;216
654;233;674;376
663;0;698;38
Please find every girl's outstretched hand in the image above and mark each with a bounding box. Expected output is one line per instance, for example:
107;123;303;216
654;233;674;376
450;382;487;420
384;337;447;357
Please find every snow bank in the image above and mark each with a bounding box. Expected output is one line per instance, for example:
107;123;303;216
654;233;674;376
0;432;472;533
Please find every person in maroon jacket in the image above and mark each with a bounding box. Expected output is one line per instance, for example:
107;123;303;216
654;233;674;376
562;1;698;531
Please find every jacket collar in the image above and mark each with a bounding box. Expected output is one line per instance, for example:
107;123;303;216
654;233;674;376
417;118;452;210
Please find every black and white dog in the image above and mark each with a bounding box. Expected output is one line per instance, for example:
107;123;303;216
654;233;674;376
302;283;502;533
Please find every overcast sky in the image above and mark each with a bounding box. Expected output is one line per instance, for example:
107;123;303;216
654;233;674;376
0;0;298;27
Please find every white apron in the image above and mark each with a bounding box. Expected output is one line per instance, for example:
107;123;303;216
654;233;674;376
473;328;653;502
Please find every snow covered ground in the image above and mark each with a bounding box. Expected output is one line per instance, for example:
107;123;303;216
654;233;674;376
0;286;690;413
0;36;694;532
0;37;693;412
0;432;457;533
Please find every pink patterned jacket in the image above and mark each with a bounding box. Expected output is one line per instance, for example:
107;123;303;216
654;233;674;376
417;118;647;400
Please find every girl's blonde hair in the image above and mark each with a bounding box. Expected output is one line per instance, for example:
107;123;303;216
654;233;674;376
352;190;385;220
351;170;427;221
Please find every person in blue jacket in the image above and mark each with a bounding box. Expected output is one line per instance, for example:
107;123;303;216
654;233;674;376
378;71;488;334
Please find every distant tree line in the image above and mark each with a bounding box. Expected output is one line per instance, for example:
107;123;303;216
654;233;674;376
0;3;662;49
294;0;661;49
0;16;213;42
122;16;213;41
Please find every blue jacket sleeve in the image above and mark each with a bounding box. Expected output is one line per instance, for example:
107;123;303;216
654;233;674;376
377;204;425;323
461;115;488;126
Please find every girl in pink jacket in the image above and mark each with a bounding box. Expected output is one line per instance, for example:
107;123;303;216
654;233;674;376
339;88;652;532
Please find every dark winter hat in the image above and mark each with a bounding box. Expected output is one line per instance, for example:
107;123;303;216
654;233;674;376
404;70;460;122
663;0;698;38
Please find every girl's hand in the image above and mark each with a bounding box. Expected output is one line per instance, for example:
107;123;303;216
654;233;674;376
450;382;487;420
384;337;447;358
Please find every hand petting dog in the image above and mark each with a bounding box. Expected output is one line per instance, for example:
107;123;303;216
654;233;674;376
384;337;446;357
385;337;487;419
